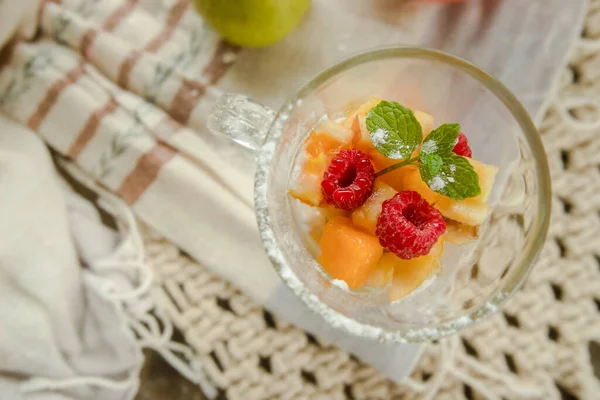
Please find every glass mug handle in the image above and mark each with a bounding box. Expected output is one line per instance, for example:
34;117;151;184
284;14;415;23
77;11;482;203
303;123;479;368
207;93;277;151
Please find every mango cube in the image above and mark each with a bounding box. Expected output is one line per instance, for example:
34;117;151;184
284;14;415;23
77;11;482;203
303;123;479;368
399;165;442;204
318;217;383;289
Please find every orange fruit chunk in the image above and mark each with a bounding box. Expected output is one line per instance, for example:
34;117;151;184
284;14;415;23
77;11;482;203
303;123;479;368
389;238;444;301
376;164;414;192
398;165;442;204
351;181;397;235
303;152;328;175
318;216;383;289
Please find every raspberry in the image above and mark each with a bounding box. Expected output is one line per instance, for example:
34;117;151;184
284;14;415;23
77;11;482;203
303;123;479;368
452;133;473;158
321;150;375;210
376;191;446;259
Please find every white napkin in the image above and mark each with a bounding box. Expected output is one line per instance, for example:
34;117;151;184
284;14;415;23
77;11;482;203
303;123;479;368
0;116;141;399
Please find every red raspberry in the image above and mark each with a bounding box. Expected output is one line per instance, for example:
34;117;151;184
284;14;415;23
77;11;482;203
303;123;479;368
452;133;472;158
376;191;446;259
321;149;374;210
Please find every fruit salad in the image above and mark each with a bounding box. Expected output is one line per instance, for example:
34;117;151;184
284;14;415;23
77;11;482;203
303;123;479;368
289;98;498;301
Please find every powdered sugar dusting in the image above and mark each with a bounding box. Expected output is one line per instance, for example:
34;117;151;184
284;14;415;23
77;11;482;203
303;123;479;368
371;128;388;147
387;145;410;159
421;139;437;154
388;150;402;159
428;176;447;191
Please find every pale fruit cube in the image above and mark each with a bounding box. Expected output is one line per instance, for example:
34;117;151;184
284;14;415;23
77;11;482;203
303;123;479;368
414;110;434;137
289;154;328;207
398;158;498;226
319;120;354;144
351;113;370;150
305;121;353;157
469;158;498;203
445;219;479;245
389;238;444;301
434;197;491;226
351;181;397;235
342;97;383;129
364;254;394;288
318;217;383;289
290;173;324;207
432;159;498;226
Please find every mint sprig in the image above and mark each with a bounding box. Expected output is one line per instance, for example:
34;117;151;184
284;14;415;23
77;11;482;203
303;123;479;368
365;102;480;201
365;101;422;160
418;124;480;200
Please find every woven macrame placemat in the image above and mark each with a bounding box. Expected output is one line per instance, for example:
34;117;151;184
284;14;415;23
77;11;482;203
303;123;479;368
142;4;600;399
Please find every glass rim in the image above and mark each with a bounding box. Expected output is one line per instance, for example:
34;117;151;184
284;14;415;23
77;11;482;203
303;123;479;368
254;46;552;342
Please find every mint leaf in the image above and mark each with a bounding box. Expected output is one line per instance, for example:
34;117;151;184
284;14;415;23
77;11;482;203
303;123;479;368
420;153;443;175
418;122;480;200
366;101;422;160
421;123;460;155
419;153;481;200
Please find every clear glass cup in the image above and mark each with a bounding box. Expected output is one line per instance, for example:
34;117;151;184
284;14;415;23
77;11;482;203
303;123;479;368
208;47;551;342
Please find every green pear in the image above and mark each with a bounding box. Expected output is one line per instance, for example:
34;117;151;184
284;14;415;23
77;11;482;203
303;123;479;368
193;0;311;48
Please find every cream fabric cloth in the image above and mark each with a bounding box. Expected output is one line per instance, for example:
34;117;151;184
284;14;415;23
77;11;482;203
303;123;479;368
0;0;39;49
0;0;587;395
0;114;207;399
0;116;141;399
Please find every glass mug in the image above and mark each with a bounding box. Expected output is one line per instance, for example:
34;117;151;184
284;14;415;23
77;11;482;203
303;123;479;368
208;47;551;342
